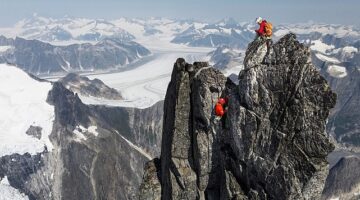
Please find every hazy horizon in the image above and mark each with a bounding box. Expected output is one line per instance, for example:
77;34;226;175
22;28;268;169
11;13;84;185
0;0;359;27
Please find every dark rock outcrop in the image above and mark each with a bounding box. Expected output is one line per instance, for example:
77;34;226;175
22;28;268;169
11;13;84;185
140;33;336;199
0;153;44;200
60;73;123;100
322;156;360;200
25;125;43;140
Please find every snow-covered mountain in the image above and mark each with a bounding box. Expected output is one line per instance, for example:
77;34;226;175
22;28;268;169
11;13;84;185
171;19;255;48
274;23;360;42
0;36;151;75
207;45;244;76
1;14;135;43
111;17;197;41
2;15;360;49
0;15;197;46
0;63;163;199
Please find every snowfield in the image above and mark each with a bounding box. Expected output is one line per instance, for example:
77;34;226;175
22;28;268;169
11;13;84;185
0;177;29;200
84;49;210;108
0;64;54;157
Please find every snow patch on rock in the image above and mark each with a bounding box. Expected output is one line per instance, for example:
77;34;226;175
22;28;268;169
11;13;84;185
316;53;340;63
221;48;229;54
342;46;358;54
87;126;99;136
327;65;347;78
310;40;335;54
73;125;99;141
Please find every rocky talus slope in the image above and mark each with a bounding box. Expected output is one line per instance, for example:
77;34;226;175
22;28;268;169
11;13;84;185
139;33;336;199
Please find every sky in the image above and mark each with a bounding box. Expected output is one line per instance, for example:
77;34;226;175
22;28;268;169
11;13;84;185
0;0;359;26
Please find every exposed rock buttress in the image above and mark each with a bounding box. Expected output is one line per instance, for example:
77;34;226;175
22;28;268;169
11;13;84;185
139;33;336;200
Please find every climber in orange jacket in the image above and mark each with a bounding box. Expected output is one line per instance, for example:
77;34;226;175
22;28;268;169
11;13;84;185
215;97;228;117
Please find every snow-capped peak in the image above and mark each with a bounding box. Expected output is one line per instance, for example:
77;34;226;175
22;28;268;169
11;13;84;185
216;17;238;27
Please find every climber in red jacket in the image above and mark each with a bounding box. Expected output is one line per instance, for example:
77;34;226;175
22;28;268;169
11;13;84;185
255;17;273;64
215;97;228;117
255;17;267;37
255;17;272;39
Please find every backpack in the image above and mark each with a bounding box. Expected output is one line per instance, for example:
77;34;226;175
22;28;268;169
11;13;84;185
264;22;273;37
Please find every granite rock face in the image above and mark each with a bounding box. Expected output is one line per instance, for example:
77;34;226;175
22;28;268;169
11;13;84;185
140;34;336;199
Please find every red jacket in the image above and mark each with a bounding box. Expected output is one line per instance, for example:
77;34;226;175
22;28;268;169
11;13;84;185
215;103;224;117
256;20;267;36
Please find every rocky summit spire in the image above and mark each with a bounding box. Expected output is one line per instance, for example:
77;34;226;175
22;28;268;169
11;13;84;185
139;33;336;200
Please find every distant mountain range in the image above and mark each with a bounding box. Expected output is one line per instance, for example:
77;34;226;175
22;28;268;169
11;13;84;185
1;15;360;47
0;14;196;44
171;22;255;48
2;14;135;42
0;36;151;75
